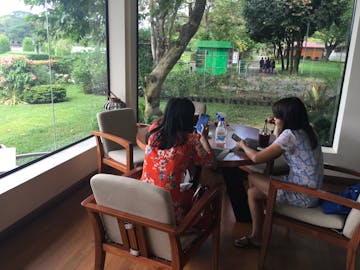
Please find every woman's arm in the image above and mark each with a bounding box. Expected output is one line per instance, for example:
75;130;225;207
237;139;283;164
199;124;212;153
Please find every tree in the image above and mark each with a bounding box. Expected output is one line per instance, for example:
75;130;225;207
196;0;254;57
0;11;33;45
24;0;107;45
243;0;324;73
139;0;206;120
22;37;35;52
312;0;353;61
0;34;11;53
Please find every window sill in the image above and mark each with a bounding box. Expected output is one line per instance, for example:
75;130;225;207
0;137;96;195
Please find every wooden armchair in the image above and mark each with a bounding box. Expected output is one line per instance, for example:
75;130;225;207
92;108;146;174
81;167;223;270
260;164;360;270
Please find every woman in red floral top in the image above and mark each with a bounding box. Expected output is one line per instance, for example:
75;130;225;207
140;97;215;224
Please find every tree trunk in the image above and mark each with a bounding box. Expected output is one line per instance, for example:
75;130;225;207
293;37;303;74
324;43;337;62
144;0;206;121
277;41;284;71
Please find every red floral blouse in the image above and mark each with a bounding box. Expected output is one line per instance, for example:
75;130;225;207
140;123;215;224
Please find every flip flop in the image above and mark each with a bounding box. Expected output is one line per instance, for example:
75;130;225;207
234;236;261;248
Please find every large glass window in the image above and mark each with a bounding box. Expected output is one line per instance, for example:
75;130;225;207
137;0;355;147
0;0;108;174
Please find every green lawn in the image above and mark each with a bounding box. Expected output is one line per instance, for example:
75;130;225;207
0;85;105;157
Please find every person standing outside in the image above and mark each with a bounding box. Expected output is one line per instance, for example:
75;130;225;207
259;57;264;72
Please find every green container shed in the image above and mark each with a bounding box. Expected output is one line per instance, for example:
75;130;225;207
195;40;233;75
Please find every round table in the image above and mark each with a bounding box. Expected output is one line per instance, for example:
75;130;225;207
136;122;263;168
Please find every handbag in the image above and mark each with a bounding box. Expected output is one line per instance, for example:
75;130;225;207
320;183;360;215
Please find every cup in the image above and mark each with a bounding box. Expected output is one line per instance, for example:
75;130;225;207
258;129;270;148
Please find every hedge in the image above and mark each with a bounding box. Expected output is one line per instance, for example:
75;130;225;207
22;84;67;104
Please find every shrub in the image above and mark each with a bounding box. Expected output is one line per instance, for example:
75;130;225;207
71;50;108;94
55;39;72;57
23;37;35;52
31;64;51;85
22;84;67;104
26;54;50;61
0;55;37;104
0;35;11;54
162;70;221;98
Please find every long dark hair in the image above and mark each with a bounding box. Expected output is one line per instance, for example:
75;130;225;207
272;97;318;149
147;97;195;149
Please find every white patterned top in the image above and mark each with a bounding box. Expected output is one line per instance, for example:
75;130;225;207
273;129;323;207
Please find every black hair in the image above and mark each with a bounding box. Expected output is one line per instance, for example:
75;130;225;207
147;97;195;149
272;97;318;149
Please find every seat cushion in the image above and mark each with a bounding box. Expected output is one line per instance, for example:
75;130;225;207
275;203;346;229
90;174;175;260
342;194;360;238
108;146;144;165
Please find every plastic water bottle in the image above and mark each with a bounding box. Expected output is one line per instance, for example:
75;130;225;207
215;116;227;145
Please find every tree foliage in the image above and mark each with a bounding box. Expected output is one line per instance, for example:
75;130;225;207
0;12;33;44
195;0;254;56
24;0;107;45
0;34;11;54
313;0;353;61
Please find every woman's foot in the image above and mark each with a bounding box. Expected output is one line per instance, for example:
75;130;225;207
234;235;261;248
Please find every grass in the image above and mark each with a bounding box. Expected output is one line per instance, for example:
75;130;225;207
281;60;344;80
0;85;105;158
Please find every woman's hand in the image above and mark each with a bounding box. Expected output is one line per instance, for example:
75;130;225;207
267;116;275;124
273;118;284;138
236;139;247;150
200;124;209;138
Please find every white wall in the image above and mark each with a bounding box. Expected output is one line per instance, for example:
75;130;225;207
108;0;137;109
0;138;97;232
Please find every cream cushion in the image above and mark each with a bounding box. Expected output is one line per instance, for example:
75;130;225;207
343;194;360;238
108;146;144;165
275;204;346;229
97;108;138;153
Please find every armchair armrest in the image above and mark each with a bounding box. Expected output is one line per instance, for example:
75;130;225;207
92;130;134;150
92;130;135;173
177;184;223;234
269;180;360;211
81;194;176;233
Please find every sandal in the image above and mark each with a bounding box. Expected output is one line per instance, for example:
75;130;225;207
234;236;261;248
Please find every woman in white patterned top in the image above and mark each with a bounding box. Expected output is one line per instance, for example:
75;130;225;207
234;97;323;248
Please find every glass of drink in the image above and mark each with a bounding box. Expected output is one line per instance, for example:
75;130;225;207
258;128;271;148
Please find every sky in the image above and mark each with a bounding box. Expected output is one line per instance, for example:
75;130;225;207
0;0;44;17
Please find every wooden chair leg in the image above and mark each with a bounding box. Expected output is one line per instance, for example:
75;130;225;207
94;245;105;270
259;203;276;269
212;225;220;270
346;248;356;270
